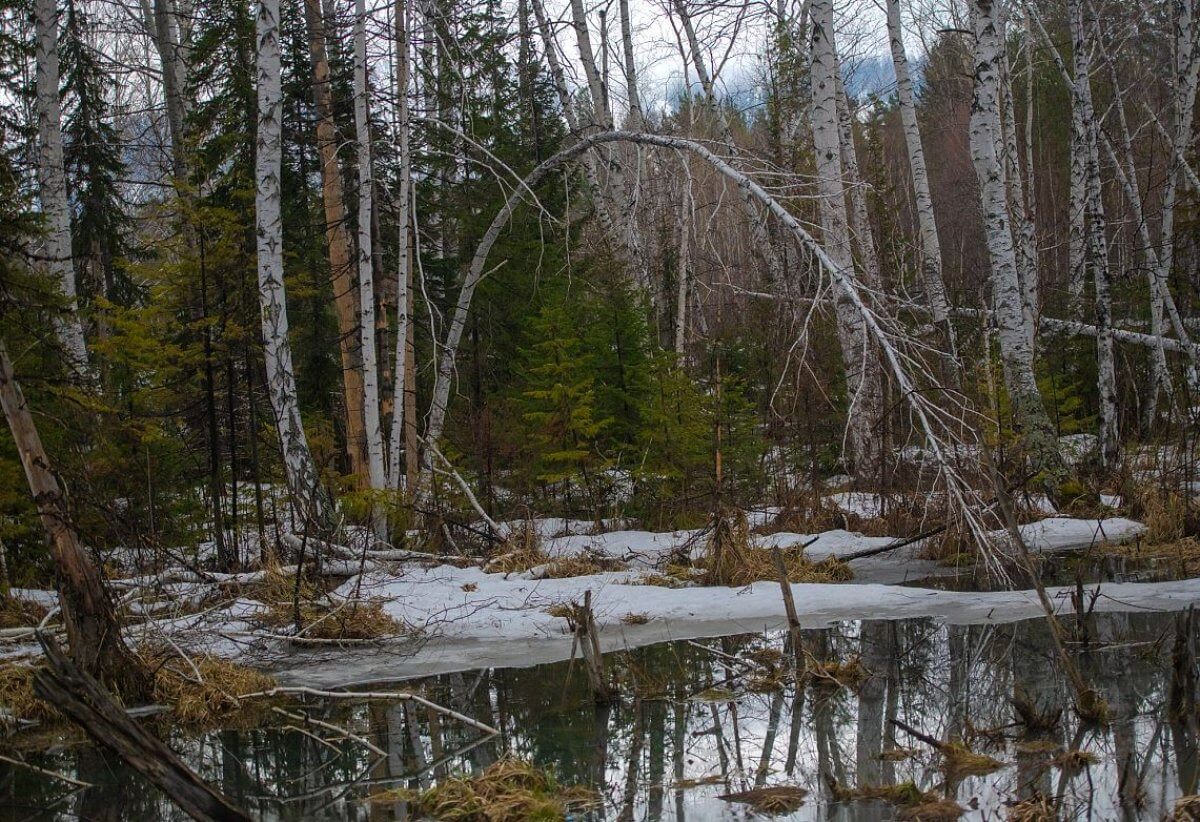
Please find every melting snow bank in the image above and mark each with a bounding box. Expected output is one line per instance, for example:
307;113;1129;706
270;566;1192;687
538;516;1145;566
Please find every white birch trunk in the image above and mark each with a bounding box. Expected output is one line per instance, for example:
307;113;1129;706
675;166;692;355
387;0;413;492
809;0;882;485
255;0;325;522
34;0;91;382
353;0;386;494
834;75;881;289
1068;0;1118;465
999;47;1038;346
618;0;642;128
885;0;951;335
967;0;1064;485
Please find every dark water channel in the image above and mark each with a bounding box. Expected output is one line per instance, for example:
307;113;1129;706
3;609;1197;820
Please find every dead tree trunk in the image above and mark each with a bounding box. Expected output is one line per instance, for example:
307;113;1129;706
33;634;250;822
0;340;148;698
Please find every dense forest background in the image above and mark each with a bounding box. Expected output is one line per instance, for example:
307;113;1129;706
0;0;1196;585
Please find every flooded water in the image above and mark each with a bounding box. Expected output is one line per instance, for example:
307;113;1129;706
3;610;1197;820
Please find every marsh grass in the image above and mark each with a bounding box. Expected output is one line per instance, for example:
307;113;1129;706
700;510;851;586
375;757;596;821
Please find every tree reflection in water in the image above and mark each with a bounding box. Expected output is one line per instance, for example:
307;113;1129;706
2;610;1196;820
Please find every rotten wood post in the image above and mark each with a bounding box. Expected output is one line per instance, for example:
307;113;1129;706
771;547;804;670
578;590;614;704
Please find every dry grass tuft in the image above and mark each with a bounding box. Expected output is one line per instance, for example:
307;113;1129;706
896;798;964;820
828;778;935;806
484;524;622;579
1052;748;1099;771
1136;489;1198;543
941;742;1003;778
260;598;403;640
699;511;852;586
620;612;650;625
149;652;276;726
1075;688;1111;725
1006;794;1054;822
1174;794;1200;820
0;663;58;722
809;657;869;690
376;756;596;821
718;785;807;814
0;597;48;630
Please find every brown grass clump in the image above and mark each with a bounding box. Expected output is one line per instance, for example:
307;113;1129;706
1006;794;1054;822
378;756;596;821
261;598;403;640
699;511;852;586
1136;488;1198;543
896;798;965;820
827;777;935;806
633;573;685;588
1174;794;1200;820
537;555;624;579
718;785;807;814
149;653;276;726
0;597;48;630
808;657;869;690
620;612;650;625
1052;748;1099;771
1075;688;1111;725
941;742;1003;778
0;663;59;723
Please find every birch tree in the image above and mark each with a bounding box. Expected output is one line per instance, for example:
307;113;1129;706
353;0;386;496
256;0;327;524
34;0;91;382
808;0;883;485
885;0;952;344
967;0;1065;487
388;0;416;492
1068;0;1118;466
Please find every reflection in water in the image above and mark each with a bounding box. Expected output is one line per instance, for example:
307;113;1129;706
1;611;1196;820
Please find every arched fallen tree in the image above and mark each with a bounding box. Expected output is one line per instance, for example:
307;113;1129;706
419;131;1001;566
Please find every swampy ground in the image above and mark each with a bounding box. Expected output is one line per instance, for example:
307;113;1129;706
2;608;1194;820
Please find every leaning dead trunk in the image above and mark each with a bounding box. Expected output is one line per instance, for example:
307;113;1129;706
33;0;91;382
303;0;368;482
256;0;327;525
967;0;1065;488
808;0;883;486
0;340;147;698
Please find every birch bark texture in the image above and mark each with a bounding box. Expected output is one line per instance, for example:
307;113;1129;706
255;0;326;524
353;0;387;494
884;0;951;335
34;0;91;381
808;0;883;484
388;0;415;492
966;0;1065;486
